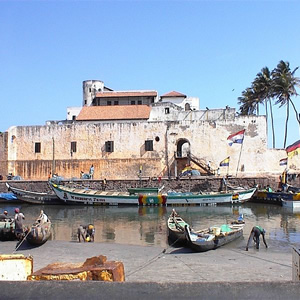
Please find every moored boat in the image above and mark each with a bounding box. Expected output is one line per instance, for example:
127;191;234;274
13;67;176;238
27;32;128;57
167;209;190;245
50;182;166;206
0;218;16;241
50;181;256;206
184;220;244;252
6;182;61;205
166;187;256;206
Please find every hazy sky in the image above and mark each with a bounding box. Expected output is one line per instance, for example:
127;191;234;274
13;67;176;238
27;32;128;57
1;0;300;149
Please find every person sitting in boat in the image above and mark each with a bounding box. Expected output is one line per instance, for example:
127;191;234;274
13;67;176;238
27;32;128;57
37;210;49;224
14;208;25;240
0;210;9;220
77;224;95;242
246;226;268;251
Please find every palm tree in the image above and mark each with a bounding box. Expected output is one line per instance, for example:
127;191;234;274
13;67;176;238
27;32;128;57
271;61;300;147
252;67;276;148
238;88;257;115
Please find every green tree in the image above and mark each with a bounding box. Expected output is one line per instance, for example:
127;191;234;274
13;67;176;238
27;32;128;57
271;60;300;147
252;67;276;148
238;87;257;115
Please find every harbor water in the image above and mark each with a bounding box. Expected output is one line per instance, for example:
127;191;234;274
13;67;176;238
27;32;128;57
1;202;300;252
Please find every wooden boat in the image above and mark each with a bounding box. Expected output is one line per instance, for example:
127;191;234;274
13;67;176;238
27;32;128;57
167;209;190;244
6;182;61;205
50;181;256;206
184;221;244;252
26;218;52;246
50;182;167;206
166;187;257;206
0;219;16;241
253;189;300;205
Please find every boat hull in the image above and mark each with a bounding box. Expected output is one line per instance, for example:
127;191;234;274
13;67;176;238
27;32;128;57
184;225;244;252
6;183;61;205
50;183;256;206
26;221;52;246
0;220;16;241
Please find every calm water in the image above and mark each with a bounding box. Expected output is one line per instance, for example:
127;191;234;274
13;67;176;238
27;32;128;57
1;202;300;251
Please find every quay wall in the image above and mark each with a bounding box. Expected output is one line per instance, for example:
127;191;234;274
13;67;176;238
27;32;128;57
1;175;299;194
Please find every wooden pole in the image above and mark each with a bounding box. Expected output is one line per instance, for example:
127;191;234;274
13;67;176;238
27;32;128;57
236;142;244;177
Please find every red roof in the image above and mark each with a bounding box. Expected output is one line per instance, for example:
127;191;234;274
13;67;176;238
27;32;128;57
161;91;186;98
95;91;157;98
76;105;151;121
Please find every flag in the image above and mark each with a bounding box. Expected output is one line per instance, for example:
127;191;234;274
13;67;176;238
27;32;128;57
279;158;288;166
219;156;230;167
286;140;300;157
227;129;245;146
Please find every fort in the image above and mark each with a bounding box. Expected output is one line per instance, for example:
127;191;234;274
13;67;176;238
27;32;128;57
0;80;298;181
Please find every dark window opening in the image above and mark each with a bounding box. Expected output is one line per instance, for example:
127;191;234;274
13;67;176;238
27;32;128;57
84;100;87;105
138;100;142;105
71;142;77;153
105;141;114;152
107;101;112;105
114;101;119;105
155;136;160;142
35;142;41;153
165;107;170;114
131;101;135;105
145;140;153;151
72;115;76;121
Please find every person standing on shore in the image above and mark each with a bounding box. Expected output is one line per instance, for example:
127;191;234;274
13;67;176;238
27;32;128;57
14;208;25;240
89;165;94;179
246;226;268;251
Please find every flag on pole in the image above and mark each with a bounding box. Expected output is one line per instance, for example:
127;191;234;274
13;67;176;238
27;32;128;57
286;140;300;157
279;158;288;166
219;156;230;167
227;129;245;146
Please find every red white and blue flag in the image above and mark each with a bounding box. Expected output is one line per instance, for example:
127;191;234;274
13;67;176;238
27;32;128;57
279;158;288;166
227;129;245;146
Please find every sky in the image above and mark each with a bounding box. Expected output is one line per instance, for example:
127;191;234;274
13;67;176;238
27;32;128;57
1;0;300;149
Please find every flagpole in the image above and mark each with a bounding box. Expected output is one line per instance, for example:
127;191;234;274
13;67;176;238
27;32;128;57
236;142;244;177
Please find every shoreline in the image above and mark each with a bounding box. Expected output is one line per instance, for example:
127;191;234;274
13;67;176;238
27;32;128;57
0;240;292;282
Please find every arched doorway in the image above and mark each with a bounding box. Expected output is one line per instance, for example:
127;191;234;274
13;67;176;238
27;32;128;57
176;138;190;158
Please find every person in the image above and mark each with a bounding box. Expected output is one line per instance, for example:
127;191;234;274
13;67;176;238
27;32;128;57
89;165;94;179
14;208;25;240
246;226;268;251
266;185;273;192
38;210;48;224
0;210;9;220
77;224;95;242
102;178;107;191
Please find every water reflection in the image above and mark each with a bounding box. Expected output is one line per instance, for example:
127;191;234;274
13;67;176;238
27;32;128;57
1;203;300;250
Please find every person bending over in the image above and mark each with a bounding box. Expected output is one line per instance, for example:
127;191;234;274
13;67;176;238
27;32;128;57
246;226;268;251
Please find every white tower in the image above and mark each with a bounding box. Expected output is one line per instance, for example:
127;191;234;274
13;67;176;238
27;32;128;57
82;80;105;107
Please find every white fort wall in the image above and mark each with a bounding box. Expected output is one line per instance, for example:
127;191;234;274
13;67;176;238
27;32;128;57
5;114;292;180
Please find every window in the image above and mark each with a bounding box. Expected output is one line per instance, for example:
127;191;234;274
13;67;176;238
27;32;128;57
145;140;153;151
114;101;119;105
105;141;114;152
131;100;135;105
72;115;76;121
165;107;170;114
138;100;142;105
71;142;77;153
84;100;87;105
107;101;112;105
35;142;41;153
